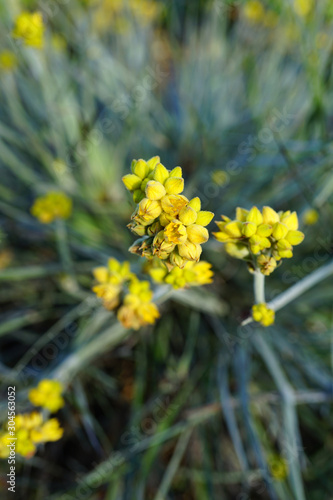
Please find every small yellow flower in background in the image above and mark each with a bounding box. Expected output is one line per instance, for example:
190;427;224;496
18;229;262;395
0;412;64;458
303;208;319;226
12;12;44;49
268;454;289;480
243;1;265;23
123;157;214;271
0;51;18;72
294;0;314;17
92;258;160;329
211;170;229;187
29;379;64;413
117;279;160;330
252;303;275;327
146;258;214;290
92;258;134;310
31;192;72;223
213;206;304;275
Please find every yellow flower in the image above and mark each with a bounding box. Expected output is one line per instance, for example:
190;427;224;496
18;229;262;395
12;12;44;49
214;206;304;274
0;51;18;71
252;303;275;327
164;220;187;244
146;258;214;289
243;1;265;23
268;454;289;481
28;379;64;413
3;412;63;458
125;158;214;269
92;258;133;310
31;192;72;224
294;0;314;17
303;208;319;225
117;279;159;329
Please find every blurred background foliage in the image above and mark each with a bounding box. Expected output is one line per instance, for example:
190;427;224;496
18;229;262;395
1;0;333;499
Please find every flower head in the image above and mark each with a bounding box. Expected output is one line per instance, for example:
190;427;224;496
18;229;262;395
31;192;72;223
12;12;44;49
146;258;214;290
0;51;17;72
252;303;275;327
213;206;304;275
28;379;64;413
92;258;134;310
117;279;159;329
1;412;63;458
124;158;214;270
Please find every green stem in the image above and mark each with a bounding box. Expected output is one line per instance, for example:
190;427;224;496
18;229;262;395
55;218;75;277
254;271;265;304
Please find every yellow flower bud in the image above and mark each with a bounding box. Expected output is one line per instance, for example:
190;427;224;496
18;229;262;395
178;241;202;261
225;242;250;259
236;207;249;222
169;166;182;177
272;222;289;240
147;221;163;236
146;156;160;171
152;163;169;184
122;174;142;191
256;224;273;237
149;267;168;283
153;231;176;254
303;208;318;225
188;197;201;212
276;239;293;257
252;303;275;327
161;194;188;216
242;222;257;237
159;212;173;226
164;177;184;195
145;180;166;200
280;211;298;230
285;230;304;246
138;198;162;221
186;224;209;244
179;206;197;225
257;255;277;276
195;211;214;226
164;220;187;244
262;206;279;225
127;222;146;236
132;159;150;179
246;206;263;225
224;221;243;238
169;250;187;268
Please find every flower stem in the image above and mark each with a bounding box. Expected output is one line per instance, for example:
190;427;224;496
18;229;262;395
254;271;265;304
55;218;74;277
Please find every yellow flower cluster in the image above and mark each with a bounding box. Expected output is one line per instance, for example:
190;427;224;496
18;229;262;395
90;0;160;34
92;258;134;310
243;1;278;27
213;206;304;275
28;379;64;413
31;192;72;223
0;51;18;72
123;157;214;270
252;303;275;327
92;258;159;329
117;279;160;329
146;258;214;290
0;412;63;459
12;12;44;49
